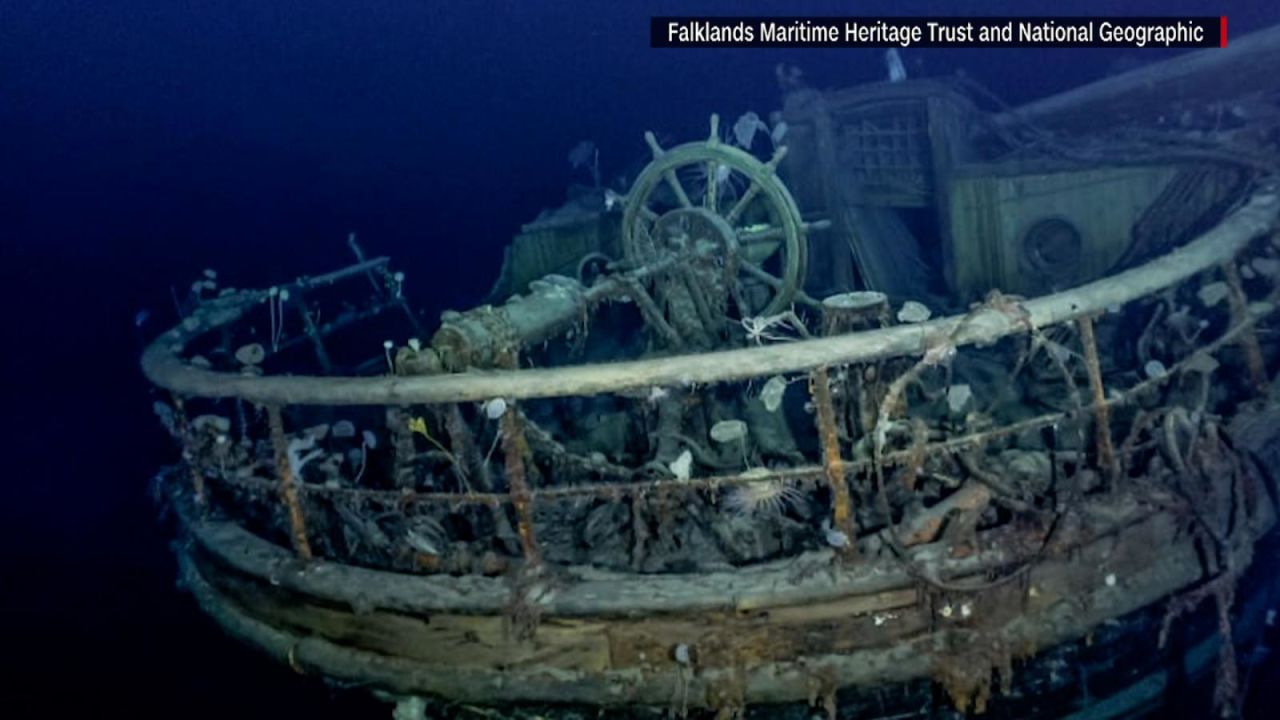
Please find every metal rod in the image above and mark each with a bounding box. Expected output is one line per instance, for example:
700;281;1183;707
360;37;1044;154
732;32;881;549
275;300;397;354
292;288;333;373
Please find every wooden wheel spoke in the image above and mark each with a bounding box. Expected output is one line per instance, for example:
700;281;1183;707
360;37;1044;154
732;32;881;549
662;170;693;209
738;261;786;290
738;225;785;245
725;180;762;225
623;117;804;318
703;160;718;212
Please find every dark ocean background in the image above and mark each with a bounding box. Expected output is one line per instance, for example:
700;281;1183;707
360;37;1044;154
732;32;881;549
2;1;1277;717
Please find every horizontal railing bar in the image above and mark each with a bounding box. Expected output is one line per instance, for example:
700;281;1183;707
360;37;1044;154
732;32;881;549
141;189;1278;406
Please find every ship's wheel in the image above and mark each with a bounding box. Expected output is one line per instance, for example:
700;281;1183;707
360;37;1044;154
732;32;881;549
621;114;811;320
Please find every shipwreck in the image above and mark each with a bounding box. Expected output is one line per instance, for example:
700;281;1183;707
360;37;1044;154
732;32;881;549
143;26;1280;719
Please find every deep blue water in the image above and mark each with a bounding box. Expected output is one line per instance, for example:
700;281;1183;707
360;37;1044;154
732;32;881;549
3;1;1278;717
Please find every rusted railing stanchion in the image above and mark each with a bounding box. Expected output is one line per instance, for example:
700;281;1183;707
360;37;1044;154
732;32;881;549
496;348;543;567
1222;261;1268;394
810;366;857;557
499;404;542;566
1077;314;1119;484
266;405;314;560
170;394;207;509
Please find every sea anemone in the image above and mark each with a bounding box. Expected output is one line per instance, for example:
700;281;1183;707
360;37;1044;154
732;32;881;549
724;478;807;518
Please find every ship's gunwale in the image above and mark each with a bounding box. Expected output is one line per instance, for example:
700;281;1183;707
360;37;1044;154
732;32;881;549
175;483;1275;707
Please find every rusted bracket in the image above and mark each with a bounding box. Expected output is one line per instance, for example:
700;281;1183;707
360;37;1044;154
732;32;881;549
266;405;314;560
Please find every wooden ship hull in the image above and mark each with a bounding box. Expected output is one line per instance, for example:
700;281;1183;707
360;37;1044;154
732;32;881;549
178;483;1276;716
144;27;1280;719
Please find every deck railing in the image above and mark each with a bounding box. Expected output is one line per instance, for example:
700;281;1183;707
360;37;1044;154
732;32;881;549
143;188;1279;579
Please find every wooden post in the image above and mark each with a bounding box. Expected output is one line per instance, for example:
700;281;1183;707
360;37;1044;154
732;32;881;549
810;367;857;558
1222;261;1268;395
821;291;889;336
266;405;313;560
1076;315;1119;484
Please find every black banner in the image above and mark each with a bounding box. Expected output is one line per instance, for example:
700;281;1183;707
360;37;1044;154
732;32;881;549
651;16;1226;49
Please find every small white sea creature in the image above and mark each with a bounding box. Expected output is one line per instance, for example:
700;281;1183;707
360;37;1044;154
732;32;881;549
483;397;508;420
354;430;378;483
939;604;954;619
669;450;693;481
1197;281;1230;307
732;111;769;149
568;139;596;169
235;343;265;366
407;337;421;352
770;120;788;146
286;434;322;478
821;519;849;549
673;643;691;665
603;188;623;211
646;386;670;404
1144;360;1167;379
1105;573;1117;587
709;420;748;443
897;300;931;324
741;312;799;345
383;339;395;372
724;479;806;518
760;375;788;412
1253;257;1280;278
960;602;973;619
713;163;732;189
946;384;973;414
